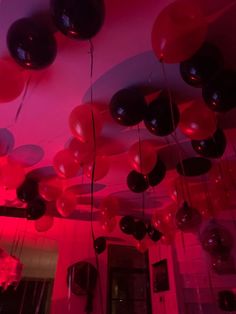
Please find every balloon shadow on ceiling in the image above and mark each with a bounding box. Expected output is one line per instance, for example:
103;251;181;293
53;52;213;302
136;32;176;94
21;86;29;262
0;128;15;156
83;51;201;107
9;144;44;167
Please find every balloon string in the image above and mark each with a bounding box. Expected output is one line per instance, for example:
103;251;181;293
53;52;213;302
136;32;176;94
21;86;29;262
137;124;146;220
88;39;104;314
207;268;216;307
15;74;32;123
160;61;191;204
10;219;20;256
19;281;28;314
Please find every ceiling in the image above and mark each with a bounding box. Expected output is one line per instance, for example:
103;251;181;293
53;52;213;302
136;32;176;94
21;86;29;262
0;0;236;220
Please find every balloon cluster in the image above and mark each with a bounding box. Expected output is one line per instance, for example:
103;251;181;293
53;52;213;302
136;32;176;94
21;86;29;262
119;216;162;252
200;220;235;275
1;0;105;103
16;178;47;220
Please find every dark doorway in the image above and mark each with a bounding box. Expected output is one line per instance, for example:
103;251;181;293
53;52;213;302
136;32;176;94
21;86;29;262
107;245;152;314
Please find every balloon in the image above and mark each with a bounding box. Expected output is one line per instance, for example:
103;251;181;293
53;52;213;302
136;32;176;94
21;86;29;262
35;215;54;232
53;149;80;178
69;104;103;143
147;224;162;242
179;101;217;140
151;0;207;63
128;141;156;174
175;201;202;232
100;195;119;219
26;198;46;220
172;176;229;214
200;222;234;256
136;238;151;253
0;159;25;189
152;207;176;237
176;157;212;177
0;59;26;103
218;291;236;312
147;158;166;187
56;191;77;217
144;91;180;136
109;88;147;126
202;70;236;112
68;137;93;165
101;217;117;233
94;237;106;254
39;176;63;201
191;129;227;159
180;42;223;87
51;0;105;40
127;170;149;193
211;254;235;275
160;231;176;245
16;178;39;202
119;216;135;235
84;155;109;181
133;221;146;240
7;18;57;70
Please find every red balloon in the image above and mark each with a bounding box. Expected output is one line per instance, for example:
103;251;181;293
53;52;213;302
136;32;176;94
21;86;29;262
160;231;175;245
100;195;119;219
68;137;93;165
0;158;25;189
136;238;151;253
0;59;26;103
172;176;229;214
39;176;63;201
35;215;54;232
152;206;176;236
84;155;109;181
53;149;80;178
69;104;103;143
56;191;77;217
128;141;157;174
101;217;117;233
179;101;217;140
151;0;207;63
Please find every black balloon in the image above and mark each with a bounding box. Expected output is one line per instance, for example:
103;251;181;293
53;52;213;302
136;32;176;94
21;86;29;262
176;157;212;177
7;18;57;70
180;42;223;88
127;170;149;193
94;237;106;254
17;178;39;202
202;70;236;112
147;224;162;242
218;290;236;312
200;224;234;256
109;88;147;126
51;0;105;40
144;91;180;136
133;221;146;240
175;202;202;232
147;158;166;187
26;198;46;220
191;128;227;159
119;216;135;235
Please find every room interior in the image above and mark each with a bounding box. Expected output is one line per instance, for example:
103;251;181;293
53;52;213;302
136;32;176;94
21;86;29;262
0;0;236;313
